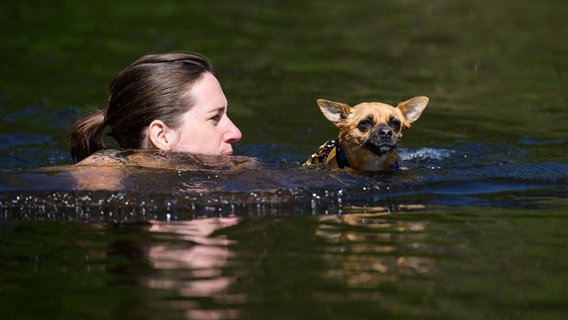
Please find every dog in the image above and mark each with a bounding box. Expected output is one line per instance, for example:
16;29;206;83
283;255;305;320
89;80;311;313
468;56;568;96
303;96;429;171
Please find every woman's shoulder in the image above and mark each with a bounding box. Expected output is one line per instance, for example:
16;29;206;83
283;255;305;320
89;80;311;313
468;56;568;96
76;149;258;171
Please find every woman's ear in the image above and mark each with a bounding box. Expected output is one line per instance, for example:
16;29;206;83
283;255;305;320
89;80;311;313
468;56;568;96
147;120;178;151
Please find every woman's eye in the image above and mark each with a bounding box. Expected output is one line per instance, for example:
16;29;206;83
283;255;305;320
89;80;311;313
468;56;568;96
210;114;221;123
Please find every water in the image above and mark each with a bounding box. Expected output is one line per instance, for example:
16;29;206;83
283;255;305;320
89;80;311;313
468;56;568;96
1;0;568;319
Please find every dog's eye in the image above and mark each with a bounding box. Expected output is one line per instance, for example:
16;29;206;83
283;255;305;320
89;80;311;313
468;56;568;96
389;117;401;131
357;118;373;132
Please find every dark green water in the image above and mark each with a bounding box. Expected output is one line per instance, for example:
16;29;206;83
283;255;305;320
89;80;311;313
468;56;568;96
1;0;568;319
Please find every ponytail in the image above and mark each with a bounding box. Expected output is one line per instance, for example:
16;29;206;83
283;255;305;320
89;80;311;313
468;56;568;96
68;109;108;163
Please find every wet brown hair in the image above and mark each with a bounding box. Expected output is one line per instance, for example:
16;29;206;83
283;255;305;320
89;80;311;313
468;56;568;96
68;52;212;163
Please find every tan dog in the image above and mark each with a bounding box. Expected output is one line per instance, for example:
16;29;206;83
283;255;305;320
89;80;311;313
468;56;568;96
304;96;429;171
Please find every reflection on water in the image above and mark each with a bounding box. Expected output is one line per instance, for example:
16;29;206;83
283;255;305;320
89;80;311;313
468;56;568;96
2;204;568;318
144;218;242;320
316;210;434;301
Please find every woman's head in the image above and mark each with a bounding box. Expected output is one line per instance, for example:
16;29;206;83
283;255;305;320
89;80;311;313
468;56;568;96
69;53;241;163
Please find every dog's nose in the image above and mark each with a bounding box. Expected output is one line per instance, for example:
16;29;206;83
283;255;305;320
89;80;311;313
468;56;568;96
378;127;393;138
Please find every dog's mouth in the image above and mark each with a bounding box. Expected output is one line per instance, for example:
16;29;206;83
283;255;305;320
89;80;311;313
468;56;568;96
362;126;399;156
363;140;397;156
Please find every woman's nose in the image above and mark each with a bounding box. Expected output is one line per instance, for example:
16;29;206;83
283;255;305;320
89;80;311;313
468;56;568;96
224;117;242;143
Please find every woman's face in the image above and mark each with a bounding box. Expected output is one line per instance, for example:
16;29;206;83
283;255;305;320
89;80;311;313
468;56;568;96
170;72;242;156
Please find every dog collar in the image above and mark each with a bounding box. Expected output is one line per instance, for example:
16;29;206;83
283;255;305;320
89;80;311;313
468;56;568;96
303;139;350;168
334;140;350;168
305;139;400;170
389;160;400;171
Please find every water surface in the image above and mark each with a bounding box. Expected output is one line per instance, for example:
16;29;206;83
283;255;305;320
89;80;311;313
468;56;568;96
1;0;567;319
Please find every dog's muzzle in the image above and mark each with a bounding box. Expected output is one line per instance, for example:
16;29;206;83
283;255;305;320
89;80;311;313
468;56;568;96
364;126;398;156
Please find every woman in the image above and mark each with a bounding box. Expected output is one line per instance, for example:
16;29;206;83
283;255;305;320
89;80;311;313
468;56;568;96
69;52;242;164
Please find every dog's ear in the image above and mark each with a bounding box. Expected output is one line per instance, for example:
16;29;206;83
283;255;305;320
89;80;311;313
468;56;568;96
317;99;351;124
397;96;429;123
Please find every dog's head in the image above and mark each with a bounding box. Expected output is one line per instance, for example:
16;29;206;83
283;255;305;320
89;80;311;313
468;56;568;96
317;96;429;170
